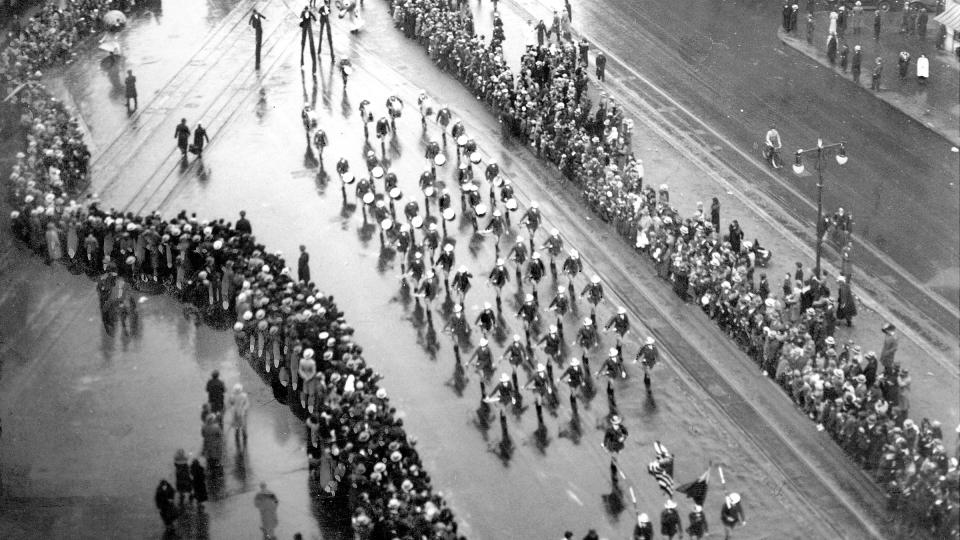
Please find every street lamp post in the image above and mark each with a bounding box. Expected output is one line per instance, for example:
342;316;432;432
792;138;848;278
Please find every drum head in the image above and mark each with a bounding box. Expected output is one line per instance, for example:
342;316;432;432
371;166;384;179
380;218;394;231
442;208;456;222
362;192;375;205
423;186;435;197
343;171;356;184
433;154;447;166
505;198;518;211
389;187;403;200
412;215;424;228
469;152;481;164
456;135;468;147
475;203;488;217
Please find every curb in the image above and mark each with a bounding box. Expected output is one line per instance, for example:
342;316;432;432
777;28;960;146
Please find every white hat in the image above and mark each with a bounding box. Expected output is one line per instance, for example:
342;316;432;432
303;348;315;359
609;348;618;357
500;373;510;383
513;334;521;341
525;294;534;302
638;513;649;523
570;357;581;366
479;338;489;346
550;228;559;236
645;336;655;345
617;306;627;314
664;499;677;509
610;415;621;425
591;275;601;284
725;493;740;505
536;363;546;372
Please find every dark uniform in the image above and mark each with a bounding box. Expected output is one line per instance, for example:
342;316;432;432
300;7;317;69
317;0;333;60
249;10;266;69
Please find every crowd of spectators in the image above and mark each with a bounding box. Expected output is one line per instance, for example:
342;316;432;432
386;0;958;534
2;3;464;538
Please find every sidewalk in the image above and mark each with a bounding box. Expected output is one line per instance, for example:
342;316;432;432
778;11;960;145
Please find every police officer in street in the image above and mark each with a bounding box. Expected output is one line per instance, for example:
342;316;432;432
507;235;528;282
541;228;564;277
573;317;598;350
635;336;659;389
451;265;473;305
520;201;542;247
468;337;495;375
560;356;586;394
502;334;528;367
526;252;546;300
602;414;628;480
538;324;563;364
523;363;554;400
488;258;510;310
475;302;497;335
596;347;626;379
562;248;583;292
485;372;517;405
605;306;630;347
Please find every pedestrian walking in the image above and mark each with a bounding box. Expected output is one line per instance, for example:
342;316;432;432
44;222;62;265
192;122;210;157
155;479;178;533
634;512;654;539
124;69;138;111
870;57;883;91
190;458;208;508
228;383;250;446
250;9;267;70
837;6;847;38
578;38;589;67
564;0;572;22
317;0;334;61
839;43;849;71
299;5;317;70
782;3;791;31
206;370;226;413
873;10;882;40
254;482;279;539
828;10;838;35
789;4;799;32
851;45;862;82
916;53;928;84
298;245;310;283
595;52;606;81
806;13;814;44
174;449;193;504
201;413;225;468
175;118;191;156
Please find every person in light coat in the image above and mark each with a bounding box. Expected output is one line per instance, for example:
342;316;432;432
916;53;929;84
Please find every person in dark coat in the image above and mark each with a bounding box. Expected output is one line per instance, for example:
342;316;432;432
249;9;266;69
298;244;311;283
193;123;210;157
660;499;682;539
634;512;654;540
687;504;708;539
839;43;849;71
917;8;928;39
728;220;743;253
155;479;178;532
235;210;252;235
173;449;192;504
710;197;720;232
826;33;838;64
595;52;606;81
206;370;226;413
851;44;862;82
720;492;745;538
871;57;883;91
299;5;317;70
782;3;792;31
175;119;191;156
873;10;882;40
317;0;334;61
879;322;898;374
124;70;137;111
836;275;857;326
190;458;208;508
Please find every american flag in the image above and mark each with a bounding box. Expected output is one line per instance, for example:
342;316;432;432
647;459;674;497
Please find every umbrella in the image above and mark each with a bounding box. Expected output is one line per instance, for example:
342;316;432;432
103;10;127;28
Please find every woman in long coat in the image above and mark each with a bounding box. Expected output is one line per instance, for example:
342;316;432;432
190;458;208;508
154;479;178;532
44;222;62;263
835;275;857;326
201;414;224;468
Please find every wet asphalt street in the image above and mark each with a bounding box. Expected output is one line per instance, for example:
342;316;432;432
1;0;958;539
